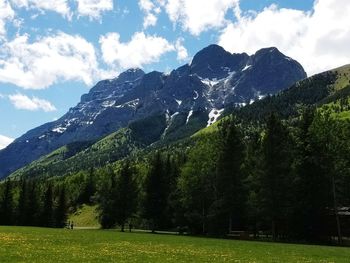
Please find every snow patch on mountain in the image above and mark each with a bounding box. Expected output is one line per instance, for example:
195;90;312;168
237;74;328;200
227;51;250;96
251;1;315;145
52;127;67;133
207;108;224;127
175;99;182;106
186;110;193;124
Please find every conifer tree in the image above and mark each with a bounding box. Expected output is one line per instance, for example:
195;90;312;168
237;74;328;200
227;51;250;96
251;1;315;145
96;167;117;229
41;184;54;227
143;152;167;232
17;179;28;226
114;161;138;231
212;117;246;234
0;180;13;225
259;113;292;241
55;186;68;228
27;182;39;226
292;108;330;241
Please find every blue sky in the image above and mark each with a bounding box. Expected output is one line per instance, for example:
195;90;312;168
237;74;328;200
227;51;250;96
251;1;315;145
0;0;349;149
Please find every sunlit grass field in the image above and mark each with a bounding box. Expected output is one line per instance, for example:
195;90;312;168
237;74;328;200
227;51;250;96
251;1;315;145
1;226;350;262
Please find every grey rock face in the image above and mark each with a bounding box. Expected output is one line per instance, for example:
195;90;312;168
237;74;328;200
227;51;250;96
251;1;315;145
0;46;306;178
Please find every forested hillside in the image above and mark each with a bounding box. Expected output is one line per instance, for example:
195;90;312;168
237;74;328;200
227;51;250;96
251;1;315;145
1;65;350;245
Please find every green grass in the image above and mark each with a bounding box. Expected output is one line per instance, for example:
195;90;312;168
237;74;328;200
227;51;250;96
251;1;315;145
332;64;350;90
68;204;100;228
1;226;350;262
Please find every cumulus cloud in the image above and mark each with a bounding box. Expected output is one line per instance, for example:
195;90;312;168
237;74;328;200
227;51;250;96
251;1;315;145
175;37;188;61
0;0;15;37
10;0;113;20
75;0;113;20
10;0;71;19
99;31;175;69
218;0;350;75
0;134;14;150
8;93;56;112
0;32;99;89
139;0;161;28
163;0;239;36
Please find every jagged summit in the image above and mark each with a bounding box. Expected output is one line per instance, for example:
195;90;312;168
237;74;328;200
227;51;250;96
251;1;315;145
191;44;249;79
0;44;307;179
116;68;145;83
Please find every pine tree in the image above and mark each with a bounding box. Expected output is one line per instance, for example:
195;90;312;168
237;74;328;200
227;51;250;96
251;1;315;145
259;113;292;241
178;135;218;234
79;167;96;204
96;167;117;229
17;179;28;226
114;161;138;231
0;180;14;225
26;182;39;226
292;108;330;241
41;184;54;227
212;117;246;234
143;152;167;232
55;186;68;228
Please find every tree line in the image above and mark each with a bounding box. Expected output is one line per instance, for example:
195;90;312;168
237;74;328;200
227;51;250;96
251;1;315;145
0;180;67;228
1;105;350;245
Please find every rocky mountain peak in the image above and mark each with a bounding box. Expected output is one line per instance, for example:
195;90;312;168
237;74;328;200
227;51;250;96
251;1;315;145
0;44;307;179
115;68;145;83
190;44;249;80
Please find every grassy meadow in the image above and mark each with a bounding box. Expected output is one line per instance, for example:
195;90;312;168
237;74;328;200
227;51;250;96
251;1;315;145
1;226;350;262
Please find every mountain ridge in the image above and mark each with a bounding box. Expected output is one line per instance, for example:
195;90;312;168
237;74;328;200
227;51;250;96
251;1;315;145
9;64;350;180
0;45;307;179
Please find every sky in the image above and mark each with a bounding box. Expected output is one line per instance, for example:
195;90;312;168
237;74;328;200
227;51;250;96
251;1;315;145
0;0;350;149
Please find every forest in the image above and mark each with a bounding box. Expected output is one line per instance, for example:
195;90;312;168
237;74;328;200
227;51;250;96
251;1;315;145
1;97;350;245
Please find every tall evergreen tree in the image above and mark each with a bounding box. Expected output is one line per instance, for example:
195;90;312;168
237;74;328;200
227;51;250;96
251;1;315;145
178;135;218;234
114;161;138;231
0;180;13;225
41;183;54;227
143;152;167;232
17;179;28;226
55;186;68;228
26;182;40;226
259;113;292;240
211;117;246;234
96;167;117;229
79;167;96;204
308;110;348;244
292;108;330;241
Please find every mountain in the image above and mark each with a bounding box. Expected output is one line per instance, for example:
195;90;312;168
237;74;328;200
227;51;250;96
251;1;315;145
0;45;306;179
10;64;350;180
234;64;350;121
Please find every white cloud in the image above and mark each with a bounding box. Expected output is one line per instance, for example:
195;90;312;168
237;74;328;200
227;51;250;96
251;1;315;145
0;134;14;150
10;0;71;19
99;31;175;69
10;0;113;20
139;0;161;28
163;0;239;36
0;32;99;89
9;93;56;112
219;0;350;75
75;0;113;20
0;0;15;37
175;37;188;61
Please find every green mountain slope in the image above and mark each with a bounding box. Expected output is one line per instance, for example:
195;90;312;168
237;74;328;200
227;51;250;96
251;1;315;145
10;127;140;179
10;65;350;180
233;64;350;121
